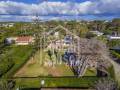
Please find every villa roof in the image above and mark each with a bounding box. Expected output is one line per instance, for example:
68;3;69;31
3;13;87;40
16;36;32;42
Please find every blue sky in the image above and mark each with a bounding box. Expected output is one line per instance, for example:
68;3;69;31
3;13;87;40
0;0;120;21
7;0;88;3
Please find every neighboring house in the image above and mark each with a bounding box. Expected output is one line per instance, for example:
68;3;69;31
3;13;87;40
54;32;59;38
0;23;14;28
90;31;104;36
5;37;17;45
8;24;14;27
64;35;72;44
107;31;120;40
107;35;120;40
47;39;71;50
15;36;34;45
47;25;75;50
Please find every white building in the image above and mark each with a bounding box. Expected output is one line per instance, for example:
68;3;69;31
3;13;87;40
90;31;104;36
54;32;59;38
0;23;14;28
107;35;120;40
5;37;17;44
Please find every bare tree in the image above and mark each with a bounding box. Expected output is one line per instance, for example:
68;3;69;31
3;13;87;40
68;37;111;77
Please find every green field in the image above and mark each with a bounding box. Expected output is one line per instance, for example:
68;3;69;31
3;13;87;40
15;50;74;77
1;45;34;78
84;68;97;76
14;77;99;89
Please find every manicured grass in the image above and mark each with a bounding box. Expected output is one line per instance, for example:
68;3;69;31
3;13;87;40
97;35;108;44
84;68;97;76
107;65;115;79
111;50;120;59
2;45;33;78
15;77;99;89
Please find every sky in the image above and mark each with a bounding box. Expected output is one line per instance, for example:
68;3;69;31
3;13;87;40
0;0;120;21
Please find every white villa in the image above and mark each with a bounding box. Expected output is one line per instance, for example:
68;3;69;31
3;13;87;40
90;31;104;36
107;35;120;40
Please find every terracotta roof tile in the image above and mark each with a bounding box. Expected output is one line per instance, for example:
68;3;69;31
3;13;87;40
16;36;32;42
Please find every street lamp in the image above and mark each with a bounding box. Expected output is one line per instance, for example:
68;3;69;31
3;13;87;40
41;79;45;87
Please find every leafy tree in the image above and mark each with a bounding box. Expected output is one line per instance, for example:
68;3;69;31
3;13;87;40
75;23;89;37
107;40;120;48
0;80;15;90
86;32;97;39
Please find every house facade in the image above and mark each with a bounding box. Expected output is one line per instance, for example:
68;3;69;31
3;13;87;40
16;36;34;45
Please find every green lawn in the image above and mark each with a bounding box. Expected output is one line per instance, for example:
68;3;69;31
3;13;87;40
15;50;74;77
84;68;97;76
15;77;99;89
2;45;33;78
97;35;108;44
111;50;120;59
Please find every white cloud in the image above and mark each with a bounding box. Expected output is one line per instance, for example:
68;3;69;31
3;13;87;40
0;0;119;15
0;0;120;21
